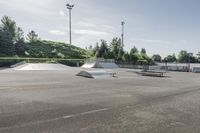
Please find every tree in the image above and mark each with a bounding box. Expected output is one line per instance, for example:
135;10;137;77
123;52;130;62
110;37;124;61
141;48;146;54
129;46;139;64
15;39;25;55
130;46;138;54
0;16;26;56
27;30;38;42
16;27;24;41
152;54;162;62
178;50;189;63
197;52;200;62
15;27;25;55
98;40;110;58
164;54;177;63
0;28;15;56
1;16;17;42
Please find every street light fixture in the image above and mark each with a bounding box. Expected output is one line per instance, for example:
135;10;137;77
66;4;74;45
121;21;125;47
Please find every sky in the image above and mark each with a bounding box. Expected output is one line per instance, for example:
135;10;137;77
0;0;200;57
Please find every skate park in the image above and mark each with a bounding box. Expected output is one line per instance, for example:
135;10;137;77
1;60;200;133
1;0;200;132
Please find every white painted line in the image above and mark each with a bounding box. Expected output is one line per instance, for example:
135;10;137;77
0;108;110;131
63;115;75;119
80;108;109;115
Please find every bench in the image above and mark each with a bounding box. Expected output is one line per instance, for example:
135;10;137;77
136;70;166;77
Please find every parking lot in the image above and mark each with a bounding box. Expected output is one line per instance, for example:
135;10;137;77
0;68;200;133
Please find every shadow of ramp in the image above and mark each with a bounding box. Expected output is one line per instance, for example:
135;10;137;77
77;70;116;79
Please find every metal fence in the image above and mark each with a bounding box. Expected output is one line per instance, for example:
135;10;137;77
85;58;115;63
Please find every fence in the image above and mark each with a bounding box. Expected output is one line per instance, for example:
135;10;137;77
85;58;115;63
118;64;149;69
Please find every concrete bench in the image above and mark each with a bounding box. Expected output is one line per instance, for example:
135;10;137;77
136;70;166;77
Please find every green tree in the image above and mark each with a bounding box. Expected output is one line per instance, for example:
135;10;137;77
130;46;138;54
1;16;17;42
27;30;38;43
0;28;15;56
93;43;100;57
110;37;124;61
164;54;177;63
0;16;26;56
197;52;200;62
15;39;25;55
123;52;130;62
152;54;162;62
15;27;25;55
129;46;139;64
16;27;24;41
178;50;189;63
141;48;146;54
98;40;110;58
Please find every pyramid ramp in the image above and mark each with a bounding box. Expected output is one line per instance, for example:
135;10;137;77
81;62;96;68
81;62;118;69
12;63;70;70
77;70;116;79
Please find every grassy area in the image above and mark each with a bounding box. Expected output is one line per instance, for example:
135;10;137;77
24;40;90;59
0;40;92;67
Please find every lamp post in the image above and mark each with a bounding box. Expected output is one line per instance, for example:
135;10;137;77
121;21;125;47
188;53;193;72
66;4;74;45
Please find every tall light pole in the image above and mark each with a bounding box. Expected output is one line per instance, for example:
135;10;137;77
66;4;74;45
121;21;125;47
188;53;193;72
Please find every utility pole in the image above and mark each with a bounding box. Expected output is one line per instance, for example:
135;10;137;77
121;21;125;47
66;4;74;45
188;53;193;72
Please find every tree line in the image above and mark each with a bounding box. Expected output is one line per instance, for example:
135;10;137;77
0;16;39;56
88;40;200;64
86;38;153;65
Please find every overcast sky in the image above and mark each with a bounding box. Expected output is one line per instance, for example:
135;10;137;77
0;0;200;57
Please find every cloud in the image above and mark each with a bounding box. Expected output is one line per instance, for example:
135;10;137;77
77;22;96;27
59;10;65;17
49;30;66;36
178;40;188;44
102;25;115;29
132;38;171;44
73;29;110;36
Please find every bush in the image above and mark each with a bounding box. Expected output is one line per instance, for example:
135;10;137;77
0;58;85;67
0;58;24;67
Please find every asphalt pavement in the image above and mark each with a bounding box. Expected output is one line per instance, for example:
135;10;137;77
0;68;200;133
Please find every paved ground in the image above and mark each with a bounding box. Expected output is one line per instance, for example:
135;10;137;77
0;68;200;133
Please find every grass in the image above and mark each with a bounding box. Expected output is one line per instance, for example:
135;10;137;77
0;40;91;67
24;40;90;59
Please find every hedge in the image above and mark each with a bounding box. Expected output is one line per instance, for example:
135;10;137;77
0;57;86;67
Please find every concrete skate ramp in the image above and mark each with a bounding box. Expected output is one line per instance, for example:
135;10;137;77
81;62;101;68
13;63;70;70
81;62;118;69
77;70;116;79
